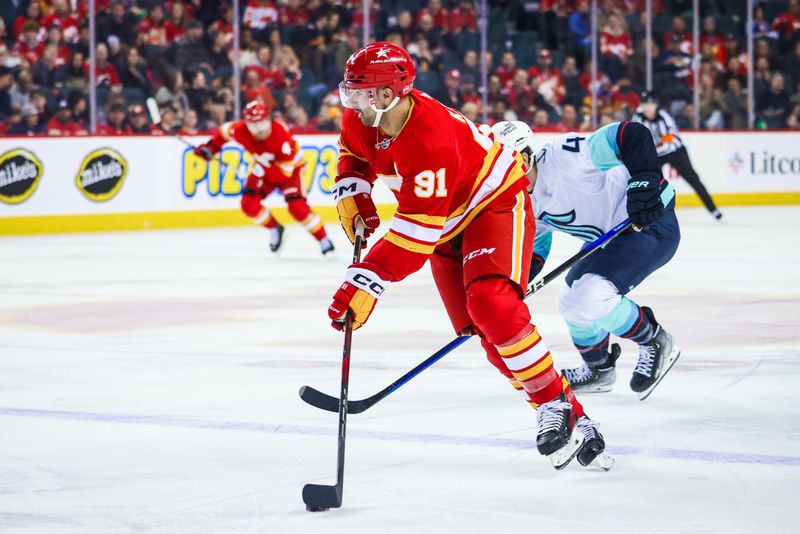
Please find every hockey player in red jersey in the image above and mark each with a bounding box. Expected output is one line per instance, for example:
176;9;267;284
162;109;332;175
195;101;334;255
327;41;612;470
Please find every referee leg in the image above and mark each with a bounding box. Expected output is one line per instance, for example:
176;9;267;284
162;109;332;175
661;147;720;215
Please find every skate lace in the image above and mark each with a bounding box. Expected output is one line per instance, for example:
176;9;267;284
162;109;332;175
577;417;600;440
565;364;593;384
634;343;657;377
536;400;572;434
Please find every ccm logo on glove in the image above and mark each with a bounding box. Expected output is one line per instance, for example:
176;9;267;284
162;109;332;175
352;272;386;297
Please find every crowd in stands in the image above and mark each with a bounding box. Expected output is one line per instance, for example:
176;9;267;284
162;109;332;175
0;0;798;136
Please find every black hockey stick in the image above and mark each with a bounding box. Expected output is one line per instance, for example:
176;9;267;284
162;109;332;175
302;223;366;512
299;218;633;414
145;97;221;161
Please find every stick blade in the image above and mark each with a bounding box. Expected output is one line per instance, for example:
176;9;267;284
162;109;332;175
302;483;342;512
299;385;340;413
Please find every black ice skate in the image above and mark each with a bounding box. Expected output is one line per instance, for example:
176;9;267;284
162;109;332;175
536;395;583;470
270;223;285;253
630;307;682;401
576;416;614;471
562;343;621;393
320;237;335;256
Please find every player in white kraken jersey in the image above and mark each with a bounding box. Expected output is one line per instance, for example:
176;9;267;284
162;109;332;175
492;120;682;401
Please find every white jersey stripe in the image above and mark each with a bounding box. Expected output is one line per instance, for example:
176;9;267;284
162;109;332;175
390;217;443;244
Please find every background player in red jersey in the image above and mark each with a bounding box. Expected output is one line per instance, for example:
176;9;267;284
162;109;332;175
195;101;334;255
327;41;612;470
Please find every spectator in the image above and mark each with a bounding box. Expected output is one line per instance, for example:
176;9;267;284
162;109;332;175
242;68;277;109
528;49;566;106
600;13;632;82
786;104;800;129
611;77;640;116
29;89;50;124
287;105;316;134
557;102;581;131
84;42;122;91
700;16;726;52
460;101;479;122
532;107;555;131
773;0;800;54
495;51;518;87
386;10;414;47
12;2;44;42
417;0;449;34
177;108;202;135
209;3;235;50
312;97;343;132
757;71;790;129
70;93;89;130
721;77;748;129
449;0;478;35
172;20;210;72
752;4;778;41
568;0;591;64
32;43;66;88
655;34;692;100
0;66;13;118
663;15;692;55
434;68;463;110
12;21;42;66
97;102;130;135
118;46;149;90
206;101;228;129
459;74;481;109
152;102;179;135
9;69;34;111
127;104;150;133
64;50;88;94
185;69;212;117
97;1;136;47
243;0;279;39
246;45;288;89
138;4;169;51
784;42;800;83
47;99;87;135
459;49;480;82
165;1;190;43
155;68;190;119
42;0;80;44
752;56;772;95
8;102;43;135
279;0;310;27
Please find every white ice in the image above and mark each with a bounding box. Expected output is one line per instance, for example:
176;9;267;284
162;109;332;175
1;206;799;533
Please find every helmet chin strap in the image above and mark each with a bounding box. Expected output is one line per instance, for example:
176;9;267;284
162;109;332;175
369;96;400;128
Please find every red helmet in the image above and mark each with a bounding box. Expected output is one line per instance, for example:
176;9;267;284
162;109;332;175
343;41;415;98
244;101;269;122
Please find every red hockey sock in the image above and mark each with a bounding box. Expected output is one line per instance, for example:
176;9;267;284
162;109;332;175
287;198;326;241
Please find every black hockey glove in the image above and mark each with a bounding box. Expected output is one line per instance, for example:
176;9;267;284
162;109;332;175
626;172;664;229
193;144;215;161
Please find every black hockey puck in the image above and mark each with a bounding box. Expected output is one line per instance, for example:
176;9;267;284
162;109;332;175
306;506;329;512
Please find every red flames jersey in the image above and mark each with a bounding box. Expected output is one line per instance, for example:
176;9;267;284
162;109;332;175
337;89;528;282
208;119;304;183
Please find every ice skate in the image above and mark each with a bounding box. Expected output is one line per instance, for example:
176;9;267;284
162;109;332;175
536;395;583;470
562;343;621;393
630;307;681;400
269;223;285;253
576;416;614;471
320;237;335;256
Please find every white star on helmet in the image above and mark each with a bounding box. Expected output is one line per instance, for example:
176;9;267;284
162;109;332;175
375;48;389;58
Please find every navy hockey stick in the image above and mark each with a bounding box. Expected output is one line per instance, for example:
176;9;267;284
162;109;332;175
300;218;633;414
302;223;367;512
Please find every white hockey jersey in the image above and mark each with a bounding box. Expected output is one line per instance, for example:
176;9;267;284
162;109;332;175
532;123;676;256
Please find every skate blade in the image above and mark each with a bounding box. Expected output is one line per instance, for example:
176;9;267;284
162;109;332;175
549;426;584;470
572;384;614;394
584;451;615;471
638;347;682;401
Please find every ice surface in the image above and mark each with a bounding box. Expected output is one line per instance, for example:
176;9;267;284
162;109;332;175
1;206;798;533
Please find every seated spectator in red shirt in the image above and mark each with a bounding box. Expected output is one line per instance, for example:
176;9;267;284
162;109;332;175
528;49;566;106
13;2;44;42
287;106;317;134
210;3;235;50
700;16;725;52
177;108;202;136
459;74;482;108
42;0;80;44
662;16;693;55
97;103;131;135
486;73;509;104
138;4;169;49
494;51;518;87
165;1;190;43
244;0;279;33
245;45;288;89
83;42;122;91
36;26;71;66
773;0;800;53
556;103;580;132
506;68;534;112
449;0;478;34
243;69;277;110
611;77;640;115
47;99;88;135
532;108;555;131
279;0;310;26
417;0;449;33
128;104;151;133
600;13;632;81
13;21;43;66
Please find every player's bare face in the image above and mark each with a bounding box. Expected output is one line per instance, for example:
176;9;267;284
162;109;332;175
339;83;383;126
642;103;657;120
246;119;271;139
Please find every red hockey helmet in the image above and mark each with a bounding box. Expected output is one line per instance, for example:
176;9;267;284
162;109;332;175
244;101;269;122
340;42;415;116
